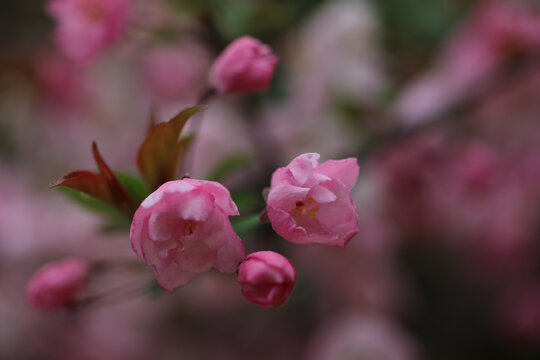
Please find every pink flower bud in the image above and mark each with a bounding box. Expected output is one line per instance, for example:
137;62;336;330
26;258;89;310
238;251;296;308
266;153;360;248
209;36;279;95
130;179;245;292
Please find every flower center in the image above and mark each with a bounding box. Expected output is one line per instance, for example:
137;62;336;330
293;197;320;219
178;220;197;247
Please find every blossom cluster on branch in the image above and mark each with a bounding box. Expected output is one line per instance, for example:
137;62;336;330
26;30;360;309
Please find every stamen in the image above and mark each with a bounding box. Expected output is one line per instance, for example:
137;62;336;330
293;197;320;219
184;220;197;236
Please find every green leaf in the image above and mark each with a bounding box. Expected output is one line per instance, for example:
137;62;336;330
232;191;264;213
205;152;254;182
231;213;262;238
56;186;125;218
115;172;150;204
100;218;131;233
137;106;206;191
145;279;166;298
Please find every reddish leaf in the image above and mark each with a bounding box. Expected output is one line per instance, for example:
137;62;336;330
162;135;196;183
51;143;138;218
92;142;137;215
137;105;205;190
50;170;114;206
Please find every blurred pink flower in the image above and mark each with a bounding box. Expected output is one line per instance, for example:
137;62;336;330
237;251;296;308
259;0;386;163
130;179;245;292
266;153;359;247
26;258;88;310
35;52;87;112
139;44;210;103
394;0;540;124
306;313;421;360
209;36;279;94
46;0;130;64
375;133;450;238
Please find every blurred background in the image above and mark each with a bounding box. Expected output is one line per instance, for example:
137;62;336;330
1;0;540;359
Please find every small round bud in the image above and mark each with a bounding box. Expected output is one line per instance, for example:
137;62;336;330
209;36;279;95
238;251;296;308
27;258;89;310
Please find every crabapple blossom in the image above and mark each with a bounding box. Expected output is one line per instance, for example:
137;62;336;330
237;251;296;308
46;0;130;64
209;36;279;94
266;153;359;248
27;258;89;310
130;179;245;292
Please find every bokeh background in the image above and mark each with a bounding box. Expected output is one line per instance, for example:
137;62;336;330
2;0;540;359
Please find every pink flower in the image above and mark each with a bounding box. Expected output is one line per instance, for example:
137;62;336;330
394;1;540;124
237;251;296;308
209;36;279;94
35;52;87;111
307;314;420;360
27;258;89;310
46;0;130;64
266;153;359;247
130;179;245;292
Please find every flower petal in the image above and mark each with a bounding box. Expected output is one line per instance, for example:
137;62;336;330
315;158;359;189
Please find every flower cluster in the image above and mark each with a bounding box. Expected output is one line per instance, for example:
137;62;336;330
129;152;359;300
27;35;360;310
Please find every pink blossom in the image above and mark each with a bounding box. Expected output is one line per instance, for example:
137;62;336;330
307;314;421;360
394;0;540;124
46;0;130;64
266;153;359;247
209;36;279;94
237;251;296;308
130;179;245;292
26;258;89;310
35;52;87;111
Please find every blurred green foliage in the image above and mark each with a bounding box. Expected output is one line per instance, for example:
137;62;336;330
205;152;254;182
375;0;467;78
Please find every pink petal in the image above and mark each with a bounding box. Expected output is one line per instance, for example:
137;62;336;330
213;221;245;273
175;189;214;221
315;158;359;189
288;153;320;185
310;185;337;204
267;184;310;212
184;178;239;216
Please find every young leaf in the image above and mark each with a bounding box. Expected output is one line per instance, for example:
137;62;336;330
92;142;137;216
115;172;150;204
55;185;119;216
50;170;115;206
162;134;196;183
231;213;263;238
137;105;206;191
51;143;137;218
